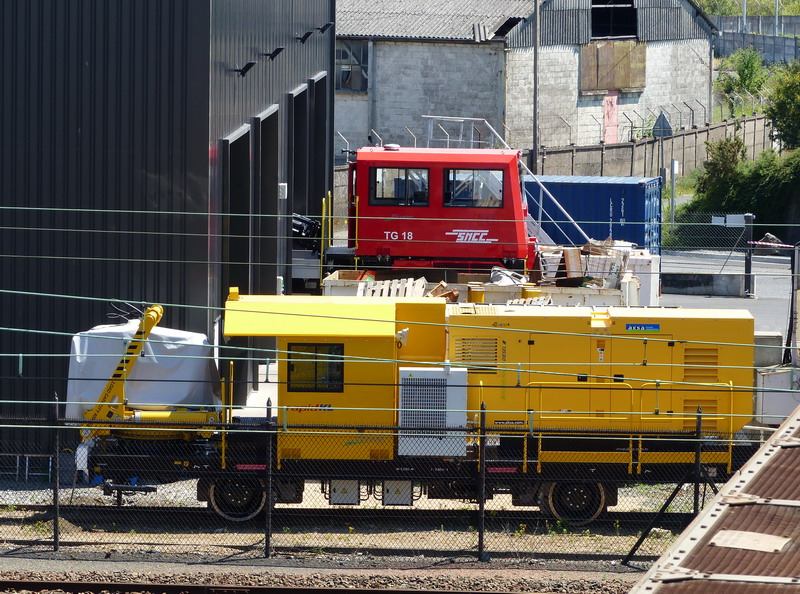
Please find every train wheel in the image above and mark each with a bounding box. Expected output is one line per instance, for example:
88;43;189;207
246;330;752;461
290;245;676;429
537;482;606;526
209;478;266;522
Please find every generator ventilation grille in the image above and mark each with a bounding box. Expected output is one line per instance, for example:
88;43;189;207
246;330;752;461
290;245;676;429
453;337;498;374
398;367;467;457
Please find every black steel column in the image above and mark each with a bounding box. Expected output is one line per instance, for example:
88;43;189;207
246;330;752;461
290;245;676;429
694;407;702;515
478;402;488;562
745;213;754;297
265;398;274;558
52;395;60;552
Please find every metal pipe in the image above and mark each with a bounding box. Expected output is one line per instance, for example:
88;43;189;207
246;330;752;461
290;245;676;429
590;113;603;143
730;93;742;117
622;112;635;141
742;90;756;114
404;126;417;148
693;99;708;126
670;103;684;130
472;124;483;149
631;109;645;135
337;131;351;160
436;123;451;148
558;115;573;145
683;101;696;128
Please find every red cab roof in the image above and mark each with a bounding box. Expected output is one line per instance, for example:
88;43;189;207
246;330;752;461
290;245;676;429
355;145;521;167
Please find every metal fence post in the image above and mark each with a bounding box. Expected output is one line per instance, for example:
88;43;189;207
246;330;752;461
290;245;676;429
694;406;702;515
478;402;488;562
265;397;274;558
52;394;60;552
745;213;754;297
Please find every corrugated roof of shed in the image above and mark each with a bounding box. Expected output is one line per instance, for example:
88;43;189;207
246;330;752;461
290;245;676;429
337;0;532;40
630;405;800;593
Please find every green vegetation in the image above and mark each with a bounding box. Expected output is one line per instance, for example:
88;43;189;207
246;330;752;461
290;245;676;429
765;61;800;149
715;48;771;117
669;55;800;240
679;137;800;237
695;0;797;15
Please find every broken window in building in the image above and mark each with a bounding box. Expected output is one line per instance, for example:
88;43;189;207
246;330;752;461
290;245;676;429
591;0;637;39
335;39;369;92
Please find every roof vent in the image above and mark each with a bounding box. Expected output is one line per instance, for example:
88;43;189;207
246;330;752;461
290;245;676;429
384;144;401;151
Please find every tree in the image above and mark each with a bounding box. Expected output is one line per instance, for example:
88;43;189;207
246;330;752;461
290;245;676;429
694;135;749;211
766;61;800;149
694;0;740;14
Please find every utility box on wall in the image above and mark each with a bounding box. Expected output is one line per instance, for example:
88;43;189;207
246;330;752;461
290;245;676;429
525;175;662;252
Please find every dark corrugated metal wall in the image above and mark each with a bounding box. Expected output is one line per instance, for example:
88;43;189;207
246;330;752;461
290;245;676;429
635;0;711;41
0;0;334;448
0;0;210;451
507;0;710;47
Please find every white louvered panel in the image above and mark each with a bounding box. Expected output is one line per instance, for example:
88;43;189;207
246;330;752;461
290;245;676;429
398;367;468;457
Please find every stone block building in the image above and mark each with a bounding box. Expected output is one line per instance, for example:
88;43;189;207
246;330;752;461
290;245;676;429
335;0;717;158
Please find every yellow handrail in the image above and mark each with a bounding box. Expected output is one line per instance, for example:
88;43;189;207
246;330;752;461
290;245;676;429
319;196;327;286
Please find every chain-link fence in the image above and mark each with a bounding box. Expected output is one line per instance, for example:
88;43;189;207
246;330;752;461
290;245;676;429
0;410;761;564
661;212;752;254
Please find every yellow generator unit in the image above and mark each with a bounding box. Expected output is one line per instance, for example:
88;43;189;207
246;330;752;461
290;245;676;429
448;303;754;437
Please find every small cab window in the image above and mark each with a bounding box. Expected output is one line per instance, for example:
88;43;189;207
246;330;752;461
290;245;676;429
369;168;429;206
288;344;344;392
444;169;503;208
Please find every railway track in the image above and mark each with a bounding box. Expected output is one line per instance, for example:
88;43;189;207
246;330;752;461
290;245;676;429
13;503;694;531
0;582;487;594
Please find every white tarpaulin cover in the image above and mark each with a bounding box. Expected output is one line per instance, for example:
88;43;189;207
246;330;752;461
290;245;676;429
65;318;221;420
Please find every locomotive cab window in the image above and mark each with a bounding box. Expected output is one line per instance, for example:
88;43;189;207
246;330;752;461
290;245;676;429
369;167;429;206
288;344;344;392
444;169;503;208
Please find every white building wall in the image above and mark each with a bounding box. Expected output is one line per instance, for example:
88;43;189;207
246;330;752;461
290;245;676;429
505;39;710;149
639;40;710;131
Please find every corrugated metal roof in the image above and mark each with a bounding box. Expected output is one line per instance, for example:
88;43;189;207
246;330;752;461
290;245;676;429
337;0;533;41
533;174;660;184
506;7;591;47
631;405;800;593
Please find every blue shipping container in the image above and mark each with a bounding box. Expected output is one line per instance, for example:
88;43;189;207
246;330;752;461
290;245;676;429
523;175;662;253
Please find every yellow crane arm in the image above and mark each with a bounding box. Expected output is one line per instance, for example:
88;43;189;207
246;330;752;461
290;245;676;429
81;305;164;438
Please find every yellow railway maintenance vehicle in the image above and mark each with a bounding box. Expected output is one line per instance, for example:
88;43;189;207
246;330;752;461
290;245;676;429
221;293;755;524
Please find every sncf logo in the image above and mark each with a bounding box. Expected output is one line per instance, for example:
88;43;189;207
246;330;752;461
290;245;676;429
445;229;499;243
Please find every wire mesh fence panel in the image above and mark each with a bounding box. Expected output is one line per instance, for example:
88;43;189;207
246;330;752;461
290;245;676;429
0;434;56;545
661;212;749;253
0;413;761;563
270;421;480;556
